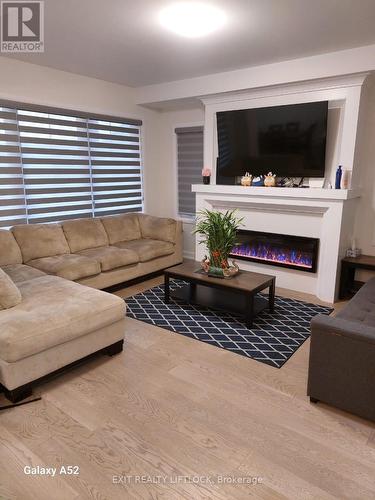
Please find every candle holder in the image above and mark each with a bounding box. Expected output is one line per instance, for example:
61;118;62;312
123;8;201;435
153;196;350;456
202;167;212;185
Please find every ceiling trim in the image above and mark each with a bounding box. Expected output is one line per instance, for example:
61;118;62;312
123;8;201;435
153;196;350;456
135;44;375;106
199;73;369;106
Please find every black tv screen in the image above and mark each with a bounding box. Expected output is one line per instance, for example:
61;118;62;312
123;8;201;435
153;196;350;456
216;101;328;183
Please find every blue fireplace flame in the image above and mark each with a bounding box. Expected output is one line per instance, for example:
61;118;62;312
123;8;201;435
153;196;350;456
230;242;313;268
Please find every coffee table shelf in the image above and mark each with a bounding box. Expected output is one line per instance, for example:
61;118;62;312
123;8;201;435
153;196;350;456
164;260;276;328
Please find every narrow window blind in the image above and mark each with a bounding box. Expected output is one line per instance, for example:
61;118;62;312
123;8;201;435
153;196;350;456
0;106;27;228
0;101;143;227
175;126;203;218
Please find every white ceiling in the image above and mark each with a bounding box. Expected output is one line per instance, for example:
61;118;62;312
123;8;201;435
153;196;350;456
6;0;375;87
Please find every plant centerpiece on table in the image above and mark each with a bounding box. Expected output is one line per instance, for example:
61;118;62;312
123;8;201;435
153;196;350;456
194;209;243;278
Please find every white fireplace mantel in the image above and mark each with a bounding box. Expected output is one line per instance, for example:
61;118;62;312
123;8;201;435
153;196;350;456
192;185;361;303
192;185;361;201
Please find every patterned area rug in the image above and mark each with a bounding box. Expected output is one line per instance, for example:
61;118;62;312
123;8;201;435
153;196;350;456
126;279;333;368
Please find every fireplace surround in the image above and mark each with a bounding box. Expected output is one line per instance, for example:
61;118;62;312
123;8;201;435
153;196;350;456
230;230;319;273
189;74;366;302
192;184;361;301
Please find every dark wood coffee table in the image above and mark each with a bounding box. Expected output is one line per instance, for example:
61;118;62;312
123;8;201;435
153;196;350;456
164;260;276;328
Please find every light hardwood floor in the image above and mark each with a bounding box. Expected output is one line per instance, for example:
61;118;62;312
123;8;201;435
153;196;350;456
1;277;375;500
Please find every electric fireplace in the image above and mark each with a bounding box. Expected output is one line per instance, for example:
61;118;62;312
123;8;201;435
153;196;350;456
230;230;319;273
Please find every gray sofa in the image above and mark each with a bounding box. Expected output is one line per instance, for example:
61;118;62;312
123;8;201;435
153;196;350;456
307;277;375;422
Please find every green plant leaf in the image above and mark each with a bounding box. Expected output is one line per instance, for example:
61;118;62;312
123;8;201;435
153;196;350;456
193;209;244;267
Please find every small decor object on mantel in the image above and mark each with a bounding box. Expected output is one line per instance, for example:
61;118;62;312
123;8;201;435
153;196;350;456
264;172;276;187
240;172;252;186
341;169;351;189
194;209;243;278
277;177;294;187
251;175;264;186
335;165;342;189
202;167;211;185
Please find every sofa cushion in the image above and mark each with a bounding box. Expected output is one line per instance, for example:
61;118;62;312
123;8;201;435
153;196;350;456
114;239;175;262
27;254;100;281
101;213;142;244
0;268;22;310
78;246;139;271
138;214;177;243
0;275;126;362
12;223;70;263
1;264;46;284
62;218;109;253
0;229;22;266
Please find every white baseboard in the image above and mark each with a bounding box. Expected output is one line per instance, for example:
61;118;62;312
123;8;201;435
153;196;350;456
183;251;194;260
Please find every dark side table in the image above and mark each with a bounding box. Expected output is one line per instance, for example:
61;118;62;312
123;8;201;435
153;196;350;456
339;255;375;299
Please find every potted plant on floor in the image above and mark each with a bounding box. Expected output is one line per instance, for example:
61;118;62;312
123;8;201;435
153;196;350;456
194;209;243;278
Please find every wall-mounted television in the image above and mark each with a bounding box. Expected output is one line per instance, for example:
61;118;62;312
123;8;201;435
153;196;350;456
216;101;328;184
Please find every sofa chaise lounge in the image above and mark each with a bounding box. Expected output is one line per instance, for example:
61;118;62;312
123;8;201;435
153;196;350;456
0;213;183;403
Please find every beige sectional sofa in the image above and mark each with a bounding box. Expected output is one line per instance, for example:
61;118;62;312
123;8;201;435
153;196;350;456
8;213;182;289
0;213;183;403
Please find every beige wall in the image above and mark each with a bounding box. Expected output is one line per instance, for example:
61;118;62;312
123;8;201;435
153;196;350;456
146;106;204;217
354;77;375;254
147;106;205;257
353;76;375;281
0;56;164;218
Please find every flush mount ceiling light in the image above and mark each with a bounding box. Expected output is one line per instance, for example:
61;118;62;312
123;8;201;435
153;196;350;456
159;2;226;38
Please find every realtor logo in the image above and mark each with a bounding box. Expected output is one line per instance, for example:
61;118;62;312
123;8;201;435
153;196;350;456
1;1;44;52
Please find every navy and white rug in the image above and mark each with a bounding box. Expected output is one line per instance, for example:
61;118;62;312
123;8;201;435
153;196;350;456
126;279;333;368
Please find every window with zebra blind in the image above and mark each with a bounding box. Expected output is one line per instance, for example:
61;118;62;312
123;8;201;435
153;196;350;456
175;125;204;219
0;100;143;228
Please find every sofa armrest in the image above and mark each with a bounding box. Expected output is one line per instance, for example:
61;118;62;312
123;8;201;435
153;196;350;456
308;313;375;421
138;214;183;244
311;314;375;346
